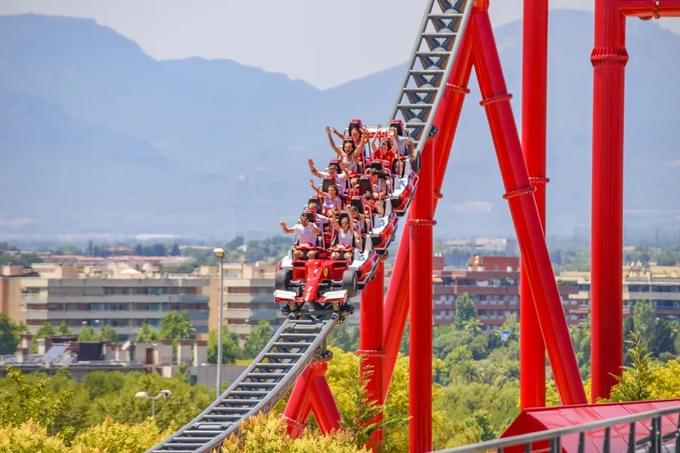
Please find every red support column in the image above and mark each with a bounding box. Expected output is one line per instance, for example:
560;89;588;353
283;365;315;437
470;6;586;405
519;0;548;409
309;361;341;434
408;132;435;453
591;0;627;402
381;35;474;399
359;260;384;449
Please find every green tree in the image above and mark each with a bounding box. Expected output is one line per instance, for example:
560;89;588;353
0;367;74;434
0;421;68;453
159;312;195;342
55;321;71;336
35;322;56;339
328;324;359;352
650;318;676;358
72;417;170;453
242;320;273;359
221;412;367;452
570;320;592;377
99;325;118;342
454;293;477;328
136;323;159;342
0;314;19;354
630;300;655;352
207;329;241;364
609;333;654;402
78;326;98;342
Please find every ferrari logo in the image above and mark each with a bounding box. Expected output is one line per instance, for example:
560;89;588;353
323;267;329;278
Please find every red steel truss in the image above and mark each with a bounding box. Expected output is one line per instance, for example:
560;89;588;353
283;2;587;451
590;0;680;402
282;0;679;450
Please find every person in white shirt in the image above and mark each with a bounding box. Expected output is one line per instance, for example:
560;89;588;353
308;159;348;194
279;212;320;259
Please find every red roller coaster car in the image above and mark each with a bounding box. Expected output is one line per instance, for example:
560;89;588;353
273;237;380;317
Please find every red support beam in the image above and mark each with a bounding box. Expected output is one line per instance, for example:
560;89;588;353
381;31;474;399
408;133;435;453
358;261;385;449
620;0;680;16
591;0;628;401
309;361;341;434
283;361;340;436
283;365;315;437
519;0;548;409
469;5;586;405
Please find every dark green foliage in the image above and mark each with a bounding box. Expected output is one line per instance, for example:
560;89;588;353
242;320;273;359
454;293;477;327
609;333;654;402
207;329;241;364
0;315;20;354
55;321;71;335
328;324;359;352
99;325;118;342
35;322;56;339
136;322;159;342
77;326;98;342
159;311;196;341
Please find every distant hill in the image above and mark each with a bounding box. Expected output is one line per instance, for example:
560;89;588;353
0;11;678;239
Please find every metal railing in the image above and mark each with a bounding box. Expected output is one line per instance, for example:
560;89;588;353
433;405;680;453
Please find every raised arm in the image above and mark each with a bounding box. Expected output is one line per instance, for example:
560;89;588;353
329;211;341;234
330;126;344;140
325;127;343;156
308;158;323;179
309;179;322;196
354;128;369;158
279;221;295;234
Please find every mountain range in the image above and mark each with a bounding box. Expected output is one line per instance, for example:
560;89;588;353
0;11;678;240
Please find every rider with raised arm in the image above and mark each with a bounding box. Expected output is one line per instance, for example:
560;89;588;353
279;211;320;260
308;179;343;216
308;159;348;194
329;210;358;263
371;136;397;168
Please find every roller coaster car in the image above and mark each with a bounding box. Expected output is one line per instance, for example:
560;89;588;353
273;240;380;315
390;157;418;216
349;188;397;257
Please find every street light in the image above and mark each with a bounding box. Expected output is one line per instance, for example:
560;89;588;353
213;247;225;398
135;389;172;417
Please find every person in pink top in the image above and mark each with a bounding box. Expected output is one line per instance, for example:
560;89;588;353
308;179;343;216
329;210;358;263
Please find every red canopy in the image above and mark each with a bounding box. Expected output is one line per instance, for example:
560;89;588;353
502;399;680;452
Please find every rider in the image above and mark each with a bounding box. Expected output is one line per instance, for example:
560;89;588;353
309;179;343;216
308;159;348;194
279;211;321;259
329;210;358;263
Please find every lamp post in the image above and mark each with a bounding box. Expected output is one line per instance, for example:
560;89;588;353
213;247;225;398
135;389;172;417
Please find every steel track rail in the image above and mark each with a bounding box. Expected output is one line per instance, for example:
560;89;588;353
389;0;474;155
147;317;336;453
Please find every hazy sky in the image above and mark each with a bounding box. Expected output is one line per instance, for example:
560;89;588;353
1;0;678;88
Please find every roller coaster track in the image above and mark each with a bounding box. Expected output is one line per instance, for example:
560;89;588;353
147;317;336;452
149;0;474;451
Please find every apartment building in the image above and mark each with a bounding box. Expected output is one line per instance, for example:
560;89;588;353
432;255;579;330
562;264;680;323
199;262;282;339
4;263;210;340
